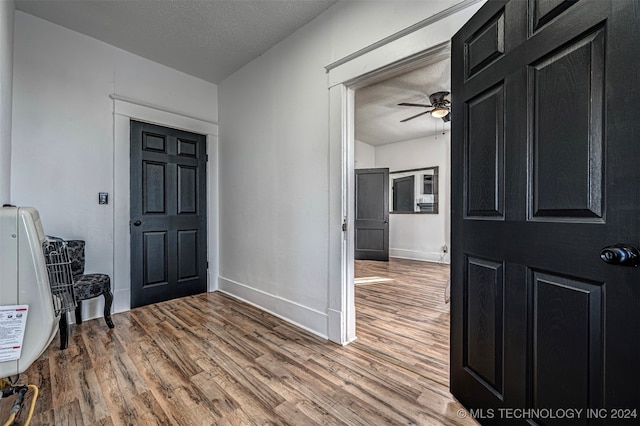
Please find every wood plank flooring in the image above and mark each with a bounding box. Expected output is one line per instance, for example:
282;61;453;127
1;258;476;425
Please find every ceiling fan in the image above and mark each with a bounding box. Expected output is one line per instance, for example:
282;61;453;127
398;91;451;123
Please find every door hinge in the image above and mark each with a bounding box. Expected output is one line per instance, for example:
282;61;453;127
342;221;347;232
206;261;209;269
206;154;209;162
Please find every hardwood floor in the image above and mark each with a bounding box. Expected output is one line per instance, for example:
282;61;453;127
1;258;476;425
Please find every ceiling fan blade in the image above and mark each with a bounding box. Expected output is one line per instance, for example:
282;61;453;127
400;110;430;122
398;102;432;108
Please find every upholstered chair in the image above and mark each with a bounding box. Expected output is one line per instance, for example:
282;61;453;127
58;240;114;349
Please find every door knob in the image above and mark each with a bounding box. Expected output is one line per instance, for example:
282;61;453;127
600;244;640;267
133;220;142;226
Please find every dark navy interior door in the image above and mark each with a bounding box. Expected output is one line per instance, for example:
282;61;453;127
130;121;207;308
451;1;640;423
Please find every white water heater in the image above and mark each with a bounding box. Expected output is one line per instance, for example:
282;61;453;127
0;207;58;377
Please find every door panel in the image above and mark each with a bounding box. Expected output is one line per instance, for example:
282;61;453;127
355;168;389;261
465;256;504;397
530;0;578;33
143;161;166;214
177;229;199;280
530;27;604;219
465;10;505;78
131;121;207;308
531;271;603;417
465;84;504;218
452;1;640;423
178;165;198;214
144;231;168;286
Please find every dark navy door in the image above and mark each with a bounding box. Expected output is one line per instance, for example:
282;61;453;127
451;1;640;423
130;121;207;308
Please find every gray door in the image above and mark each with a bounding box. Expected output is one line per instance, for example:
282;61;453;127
130;121;207;308
355;168;389;261
451;1;640;423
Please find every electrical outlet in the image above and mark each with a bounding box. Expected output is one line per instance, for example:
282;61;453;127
442;245;448;253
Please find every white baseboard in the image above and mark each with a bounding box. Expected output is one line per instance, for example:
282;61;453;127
113;288;130;314
327;307;357;345
389;248;450;264
207;269;218;292
217;276;328;340
327;308;342;343
69;297;102;325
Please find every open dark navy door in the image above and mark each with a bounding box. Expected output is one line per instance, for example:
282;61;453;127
451;1;640;424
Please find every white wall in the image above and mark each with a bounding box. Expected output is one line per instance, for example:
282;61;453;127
354;139;375;169
218;12;332;336
219;1;470;339
376;134;451;263
0;1;14;205
11;12;218;320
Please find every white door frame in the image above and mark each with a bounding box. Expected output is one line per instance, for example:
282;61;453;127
325;1;484;345
111;95;219;314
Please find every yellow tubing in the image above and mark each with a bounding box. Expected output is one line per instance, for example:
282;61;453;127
1;384;38;426
23;385;39;426
2;413;16;426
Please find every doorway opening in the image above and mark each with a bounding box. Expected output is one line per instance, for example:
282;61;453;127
353;55;451;261
348;49;454;381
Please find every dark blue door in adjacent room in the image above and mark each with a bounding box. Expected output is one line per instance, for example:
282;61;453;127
355;168;389;261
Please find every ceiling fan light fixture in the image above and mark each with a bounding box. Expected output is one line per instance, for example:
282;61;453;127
430;107;449;118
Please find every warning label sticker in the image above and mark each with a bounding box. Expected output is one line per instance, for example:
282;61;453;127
0;305;29;362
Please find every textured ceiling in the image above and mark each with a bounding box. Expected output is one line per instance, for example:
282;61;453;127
355;58;451;146
16;0;450;146
15;0;338;84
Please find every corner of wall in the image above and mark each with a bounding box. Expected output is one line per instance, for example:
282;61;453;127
0;0;15;204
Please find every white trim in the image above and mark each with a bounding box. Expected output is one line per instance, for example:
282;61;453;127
112;96;218;135
389;250;450;264
346;42;451;90
327;4;483;87
110;94;218;128
218;276;329;340
327;84;356;344
326;1;484;345
112;96;219;313
343;87;356;342
324;0;484;73
327;85;345;343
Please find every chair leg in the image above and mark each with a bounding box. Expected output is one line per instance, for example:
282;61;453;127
103;291;115;329
75;300;83;325
59;314;68;350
